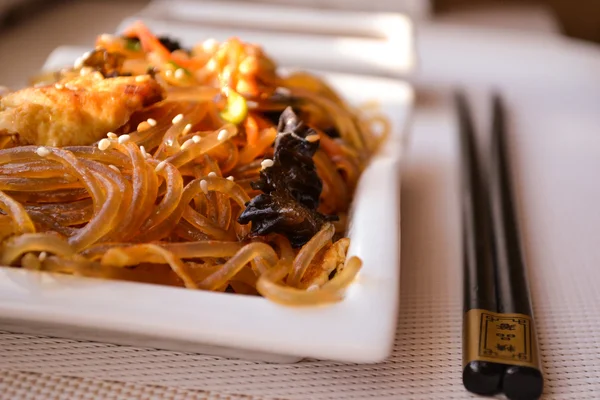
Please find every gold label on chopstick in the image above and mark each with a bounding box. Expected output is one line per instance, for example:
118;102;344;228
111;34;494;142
463;309;539;369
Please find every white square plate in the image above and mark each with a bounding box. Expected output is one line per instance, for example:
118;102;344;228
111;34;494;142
0;42;413;363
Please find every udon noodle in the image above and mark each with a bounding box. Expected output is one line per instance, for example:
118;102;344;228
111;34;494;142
0;22;387;305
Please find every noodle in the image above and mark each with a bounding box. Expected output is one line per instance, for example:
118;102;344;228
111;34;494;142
0;24;390;306
102;244;197;288
0;190;35;234
140;160;183;232
199;242;277;290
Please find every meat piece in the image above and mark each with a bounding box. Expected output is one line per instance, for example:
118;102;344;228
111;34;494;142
82;49;126;78
298;238;350;289
0;73;164;146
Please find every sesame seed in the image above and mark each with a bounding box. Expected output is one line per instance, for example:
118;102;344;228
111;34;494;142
166;139;174;147
135;75;150;83
200;179;209;194
165;70;174;78
182;123;192;135
108;165;120;172
54;83;64;90
79;67;94;76
174;68;185;80
217;129;228;141
155;160;167;172
74;57;84;69
208;172;217;177
307;284;319;292
246;100;258;108
275;87;292;96
238;57;257;75
97;138;111;151
261;159;274;169
147;118;157;127
36;147;51;157
206;59;217;72
38;251;47;262
180;139;193;150
202;38;218;52
221;66;232;82
305;134;320;143
226;176;234;181
107;132;118;139
137;121;151;132
91;71;105;80
172;114;183;124
192;135;201;143
74;51;90;68
117;134;130;144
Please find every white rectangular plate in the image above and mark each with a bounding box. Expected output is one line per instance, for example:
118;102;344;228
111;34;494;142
0;45;413;363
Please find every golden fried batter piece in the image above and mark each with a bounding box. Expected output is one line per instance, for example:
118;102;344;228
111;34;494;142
0;73;164;146
299;238;350;289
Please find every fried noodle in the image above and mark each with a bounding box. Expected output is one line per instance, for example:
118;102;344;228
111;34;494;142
0;23;389;306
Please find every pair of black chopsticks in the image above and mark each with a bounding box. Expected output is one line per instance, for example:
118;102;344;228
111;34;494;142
457;92;544;400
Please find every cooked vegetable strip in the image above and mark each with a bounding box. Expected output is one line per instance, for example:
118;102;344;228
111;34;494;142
0;25;389;306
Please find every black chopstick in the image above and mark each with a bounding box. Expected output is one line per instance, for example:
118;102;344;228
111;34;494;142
456;92;505;396
488;94;544;400
458;92;544;399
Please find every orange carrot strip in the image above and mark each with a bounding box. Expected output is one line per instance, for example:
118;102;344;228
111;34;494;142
124;21;171;61
244;115;259;147
125;22;209;70
173;56;209;71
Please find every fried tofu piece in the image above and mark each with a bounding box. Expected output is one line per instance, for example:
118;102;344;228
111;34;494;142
0;73;164;146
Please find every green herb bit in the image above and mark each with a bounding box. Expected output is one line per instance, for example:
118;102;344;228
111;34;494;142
124;37;141;52
220;90;248;125
167;60;191;76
